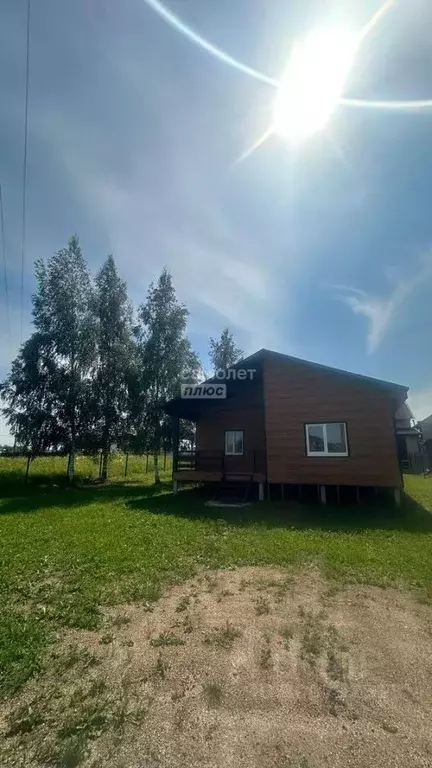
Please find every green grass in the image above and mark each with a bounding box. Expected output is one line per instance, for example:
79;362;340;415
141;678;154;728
0;453;172;486
0;468;431;700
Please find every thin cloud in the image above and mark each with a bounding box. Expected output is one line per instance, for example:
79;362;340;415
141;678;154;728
335;254;432;353
0;1;292;371
408;387;432;422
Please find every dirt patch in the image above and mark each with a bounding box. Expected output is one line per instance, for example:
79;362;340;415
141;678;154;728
2;566;432;767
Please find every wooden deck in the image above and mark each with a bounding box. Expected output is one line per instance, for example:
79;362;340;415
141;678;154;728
173;470;266;484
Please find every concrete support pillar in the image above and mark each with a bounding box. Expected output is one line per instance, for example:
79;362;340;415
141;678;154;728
258;482;264;501
173;480;179;495
394;488;401;506
319;485;327;504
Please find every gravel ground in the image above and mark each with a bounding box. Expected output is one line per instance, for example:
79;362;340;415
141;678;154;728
2;565;432;768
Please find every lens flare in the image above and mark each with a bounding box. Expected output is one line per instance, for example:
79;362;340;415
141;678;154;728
142;0;432;159
273;28;359;143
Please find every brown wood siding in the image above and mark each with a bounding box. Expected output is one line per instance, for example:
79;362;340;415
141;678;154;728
263;358;402;488
196;387;266;475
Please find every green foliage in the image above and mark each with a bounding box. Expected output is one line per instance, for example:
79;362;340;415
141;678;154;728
0;237;95;480
92;256;135;479
209;326;243;372
0;240;200;484
134;268;201;482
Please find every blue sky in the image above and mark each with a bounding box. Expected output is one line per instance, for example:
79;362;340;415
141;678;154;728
1;0;432;443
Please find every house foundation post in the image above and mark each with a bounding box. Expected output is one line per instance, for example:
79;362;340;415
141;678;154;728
258;482;264;501
394;488;401;506
319;485;327;504
173;480;179;495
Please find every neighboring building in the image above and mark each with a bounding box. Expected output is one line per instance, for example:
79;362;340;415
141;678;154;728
419;413;432;469
419;414;432;442
395;403;424;473
165;349;408;503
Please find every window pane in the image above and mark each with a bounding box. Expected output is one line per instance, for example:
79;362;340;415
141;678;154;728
225;432;234;454
326;423;346;453
307;425;324;452
234;432;243;454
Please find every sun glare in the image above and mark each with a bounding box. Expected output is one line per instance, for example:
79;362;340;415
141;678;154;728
273;28;359;143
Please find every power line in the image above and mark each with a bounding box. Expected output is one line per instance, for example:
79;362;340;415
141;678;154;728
0;183;11;354
20;0;31;342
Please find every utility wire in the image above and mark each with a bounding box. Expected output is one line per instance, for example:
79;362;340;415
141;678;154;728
20;0;31;342
0;184;11;354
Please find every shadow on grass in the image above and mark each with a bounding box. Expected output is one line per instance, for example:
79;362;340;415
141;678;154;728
0;479;172;515
1;478;431;534
128;486;432;534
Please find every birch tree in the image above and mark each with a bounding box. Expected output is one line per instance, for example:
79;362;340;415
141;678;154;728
209;327;243;372
135;269;200;483
92;255;134;480
33;236;95;481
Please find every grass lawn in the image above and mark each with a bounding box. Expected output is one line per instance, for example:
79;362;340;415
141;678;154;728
0;469;431;705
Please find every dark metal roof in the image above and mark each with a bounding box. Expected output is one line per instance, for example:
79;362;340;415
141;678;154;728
164;348;408;418
241;348;409;393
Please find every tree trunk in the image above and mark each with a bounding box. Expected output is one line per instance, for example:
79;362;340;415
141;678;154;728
101;449;109;481
67;449;75;483
68;351;76;484
154;450;160;484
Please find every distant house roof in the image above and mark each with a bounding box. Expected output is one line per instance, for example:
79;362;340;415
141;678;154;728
419;414;432;441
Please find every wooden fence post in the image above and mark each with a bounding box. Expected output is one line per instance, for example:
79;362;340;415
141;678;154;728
124;453;129;478
145;453;149;473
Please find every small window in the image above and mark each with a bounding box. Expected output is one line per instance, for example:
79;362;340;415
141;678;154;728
225;430;244;456
305;423;348;457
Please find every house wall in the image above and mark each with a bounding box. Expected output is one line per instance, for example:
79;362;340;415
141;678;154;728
196;385;266;474
263;357;403;488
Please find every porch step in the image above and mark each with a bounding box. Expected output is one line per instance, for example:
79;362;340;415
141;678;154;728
213;478;252;504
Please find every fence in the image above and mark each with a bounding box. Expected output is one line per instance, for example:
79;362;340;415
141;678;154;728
400;453;428;475
0;451;173;484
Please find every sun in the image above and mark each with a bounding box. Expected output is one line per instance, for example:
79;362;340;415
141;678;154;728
272;28;360;143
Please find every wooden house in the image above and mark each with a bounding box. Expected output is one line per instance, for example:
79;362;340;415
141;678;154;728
165;350;408;503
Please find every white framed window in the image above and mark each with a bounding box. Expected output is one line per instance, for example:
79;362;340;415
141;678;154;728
225;430;244;456
305;423;348;457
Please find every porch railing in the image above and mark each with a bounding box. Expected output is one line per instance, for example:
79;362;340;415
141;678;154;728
174;449;266;474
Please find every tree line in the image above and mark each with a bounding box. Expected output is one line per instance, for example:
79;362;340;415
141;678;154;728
0;236;243;482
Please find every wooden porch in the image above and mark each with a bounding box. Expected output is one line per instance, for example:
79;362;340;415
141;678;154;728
173;450;266;484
